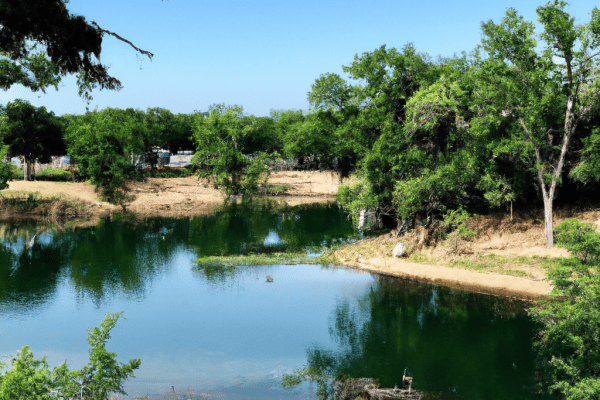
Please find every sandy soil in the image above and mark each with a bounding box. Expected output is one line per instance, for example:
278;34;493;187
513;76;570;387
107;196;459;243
331;207;600;300
0;171;343;219
332;236;553;301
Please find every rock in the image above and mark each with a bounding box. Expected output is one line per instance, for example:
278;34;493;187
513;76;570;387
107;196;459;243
392;242;404;257
266;275;273;282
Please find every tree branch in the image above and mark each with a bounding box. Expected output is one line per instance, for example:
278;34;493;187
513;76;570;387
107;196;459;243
90;21;154;60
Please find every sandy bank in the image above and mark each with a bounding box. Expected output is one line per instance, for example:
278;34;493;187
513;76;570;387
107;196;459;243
0;171;343;219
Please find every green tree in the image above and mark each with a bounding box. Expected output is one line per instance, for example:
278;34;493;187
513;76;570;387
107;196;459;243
472;0;600;247
530;219;600;399
164;112;196;155
0;144;12;190
0;0;160;100
64;109;139;202
192;104;274;195
0;99;66;181
0;312;140;400
0;346;52;400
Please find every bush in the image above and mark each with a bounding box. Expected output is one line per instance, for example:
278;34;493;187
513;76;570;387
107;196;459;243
0;312;140;400
10;163;23;180
529;219;600;400
36;167;72;181
554;218;600;264
144;166;194;178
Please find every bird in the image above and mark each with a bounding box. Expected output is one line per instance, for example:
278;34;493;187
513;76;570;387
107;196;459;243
266;275;273;283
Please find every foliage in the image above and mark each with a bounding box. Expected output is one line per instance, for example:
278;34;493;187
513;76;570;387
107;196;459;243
337;174;378;227
471;1;600;246
64;109;141;203
529;218;600;399
0;145;12;190
145;167;194;178
0;312;140;400
282;366;336;400
0;345;52;400
554;218;600;264
442;208;475;240
192;104;277;195
0;99;66;180
0;0;158;101
9;163;23;180
36;166;71;181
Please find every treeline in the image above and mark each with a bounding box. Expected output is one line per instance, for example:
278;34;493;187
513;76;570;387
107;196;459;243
0;100;354;199
1;1;600;246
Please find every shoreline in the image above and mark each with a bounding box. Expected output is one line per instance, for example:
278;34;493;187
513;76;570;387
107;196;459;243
3;172;599;301
328;255;552;301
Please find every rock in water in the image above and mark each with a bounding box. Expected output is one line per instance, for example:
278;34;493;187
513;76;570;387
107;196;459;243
266;275;273;282
392;242;404;257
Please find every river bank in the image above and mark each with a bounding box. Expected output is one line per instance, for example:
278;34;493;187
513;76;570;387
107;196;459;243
2;172;599;300
323;206;600;301
0;170;341;219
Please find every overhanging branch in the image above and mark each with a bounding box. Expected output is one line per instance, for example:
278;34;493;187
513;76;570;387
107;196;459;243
91;21;154;60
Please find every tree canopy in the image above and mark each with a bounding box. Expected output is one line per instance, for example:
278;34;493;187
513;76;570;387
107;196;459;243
0;0;158;100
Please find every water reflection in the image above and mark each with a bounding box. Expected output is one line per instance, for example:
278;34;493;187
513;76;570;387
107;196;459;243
0;199;356;311
188;198;354;257
0;203;542;400
303;276;540;400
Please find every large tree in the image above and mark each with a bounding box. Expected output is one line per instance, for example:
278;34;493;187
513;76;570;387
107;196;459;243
472;0;600;247
64;108;139;202
0;99;66;181
0;0;161;100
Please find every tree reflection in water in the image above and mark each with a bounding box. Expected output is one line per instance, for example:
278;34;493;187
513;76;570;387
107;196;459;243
302;276;543;400
0;199;357;308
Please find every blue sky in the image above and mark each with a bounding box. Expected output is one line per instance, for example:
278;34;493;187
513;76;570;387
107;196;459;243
1;0;598;117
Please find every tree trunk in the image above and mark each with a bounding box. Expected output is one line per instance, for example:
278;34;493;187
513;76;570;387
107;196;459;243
24;159;31;181
543;195;554;247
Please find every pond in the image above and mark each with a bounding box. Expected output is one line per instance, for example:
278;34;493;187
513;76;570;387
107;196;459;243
0;200;541;399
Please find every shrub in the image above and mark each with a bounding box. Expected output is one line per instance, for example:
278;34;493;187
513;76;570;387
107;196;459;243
36;167;72;181
529;219;600;399
0;312;140;400
554;218;600;264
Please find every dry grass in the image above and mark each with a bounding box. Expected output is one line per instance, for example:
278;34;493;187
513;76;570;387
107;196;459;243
326;205;600;281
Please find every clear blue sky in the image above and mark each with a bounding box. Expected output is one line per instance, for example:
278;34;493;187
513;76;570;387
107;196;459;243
1;0;598;117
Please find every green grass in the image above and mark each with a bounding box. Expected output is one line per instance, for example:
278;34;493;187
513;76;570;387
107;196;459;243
144;167;195;178
36;167;72;180
0;190;87;211
195;252;310;267
0;191;57;209
442;253;562;278
264;184;290;195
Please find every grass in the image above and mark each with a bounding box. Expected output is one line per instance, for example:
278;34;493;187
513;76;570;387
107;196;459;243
196;251;310;268
143;167;195;178
407;251;562;278
264;184;290;195
0;191;58;209
0;190;88;212
36;167;72;180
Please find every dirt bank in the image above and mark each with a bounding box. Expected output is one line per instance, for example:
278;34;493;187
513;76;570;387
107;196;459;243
0;171;343;219
328;207;600;301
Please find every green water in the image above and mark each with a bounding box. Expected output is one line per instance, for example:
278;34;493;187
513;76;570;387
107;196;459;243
0;200;542;399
